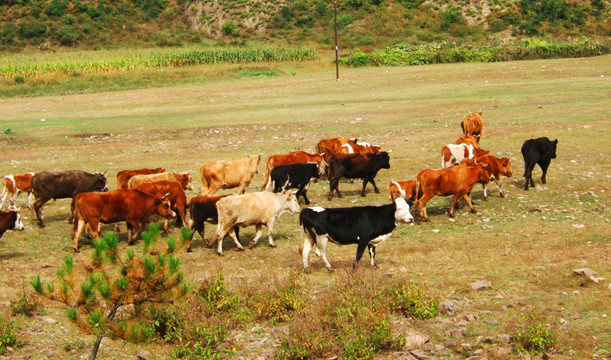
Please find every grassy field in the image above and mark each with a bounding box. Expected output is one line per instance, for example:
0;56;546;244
0;54;610;359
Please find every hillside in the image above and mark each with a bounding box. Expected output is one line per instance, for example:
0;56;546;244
0;0;609;52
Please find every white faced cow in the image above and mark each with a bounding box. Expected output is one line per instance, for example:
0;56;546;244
299;197;413;271
209;191;300;255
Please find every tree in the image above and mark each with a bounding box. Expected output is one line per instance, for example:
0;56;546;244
31;224;193;360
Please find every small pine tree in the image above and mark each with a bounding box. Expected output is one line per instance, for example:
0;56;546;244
31;224;193;360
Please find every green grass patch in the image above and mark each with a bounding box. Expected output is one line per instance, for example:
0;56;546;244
239;70;278;77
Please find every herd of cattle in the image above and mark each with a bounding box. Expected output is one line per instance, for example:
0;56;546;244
0;112;559;271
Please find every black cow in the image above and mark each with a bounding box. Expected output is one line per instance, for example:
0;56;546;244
327;152;391;200
271;163;320;205
521;137;558;190
187;195;239;251
0;210;24;238
299;197;414;271
31;170;108;227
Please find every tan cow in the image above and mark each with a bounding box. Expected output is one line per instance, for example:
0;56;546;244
209;191;300;255
262;151;323;190
127;172;193;190
200;155;261;196
461;112;483;144
116;167;165;189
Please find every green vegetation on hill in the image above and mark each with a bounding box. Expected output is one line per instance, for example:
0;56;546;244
0;0;608;52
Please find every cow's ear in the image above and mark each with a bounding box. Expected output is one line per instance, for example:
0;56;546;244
554;139;558;144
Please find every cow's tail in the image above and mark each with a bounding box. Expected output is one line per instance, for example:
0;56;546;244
200;172;210;195
72;196;82;232
413;176;421;210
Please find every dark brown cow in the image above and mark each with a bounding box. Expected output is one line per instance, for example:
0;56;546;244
187;194;238;251
200;156;260;196
135;180;188;232
461;112;483;144
327;152;391;200
72;189;175;252
128;172;192;190
0;172;35;210
0;210;24;238
262;151;323;190
415;164;491;221
116;167;165;189
387;180;418;203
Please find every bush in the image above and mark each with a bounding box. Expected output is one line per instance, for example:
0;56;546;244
387;283;439;319
44;0;67;17
0;311;21;355
221;22;236;35
514;321;556;354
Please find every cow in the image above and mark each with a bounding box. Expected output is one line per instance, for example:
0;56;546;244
387;180;418;203
461;111;483;144
521;137;558;190
338;142;381;155
116;167;165;189
262;151;323;190
299;197;413;271
128;172;192;191
209;191;300;256
453;136;479;148
187;194;239;251
31;170;108;227
316;137;358;166
0;173;35;210
271;163;320;205
473;154;513;199
441;144;489;168
134;180;188;232
0;210;24;238
415;164;491;221
200;155;261;196
327;152;391;200
72;189;175;252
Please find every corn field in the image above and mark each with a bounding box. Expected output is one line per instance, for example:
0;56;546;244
0;47;318;78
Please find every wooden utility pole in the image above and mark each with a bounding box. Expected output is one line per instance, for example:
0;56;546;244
334;0;339;80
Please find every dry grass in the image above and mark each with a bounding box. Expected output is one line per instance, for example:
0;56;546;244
0;54;609;359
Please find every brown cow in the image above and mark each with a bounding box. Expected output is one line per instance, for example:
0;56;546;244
387;180;418;203
116;167;165;189
316;137;358;165
128;172;192;190
453;136;479;148
0;210;24;238
461;111;483;144
328;152;390;200
262;151;323;190
474;154;512;199
338;141;381;155
415;164;491;221
0;173;35;210
72;189;175;252
200;155;261;196
135;180;188;232
441;144;489;168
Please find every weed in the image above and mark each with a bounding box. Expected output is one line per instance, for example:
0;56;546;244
0;310;21;355
387;282;439;319
513;313;556;354
10;291;41;317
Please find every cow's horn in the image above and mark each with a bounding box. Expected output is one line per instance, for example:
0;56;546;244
163;192;172;199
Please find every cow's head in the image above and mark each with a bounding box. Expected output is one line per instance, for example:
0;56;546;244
282;192;301;214
154;192;176;219
376;152;391;169
394;197;413;225
179;171;193;190
501;158;512;177
93;172;109;192
550;139;558;159
8;211;24;231
388;181;404;203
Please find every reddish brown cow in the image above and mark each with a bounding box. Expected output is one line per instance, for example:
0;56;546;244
453;136;479;148
0;210;24;238
461;112;483;144
135;180;188;232
387;180;418;203
0;173;35;210
262;151;323;190
474;154;512;199
415;164;491;221
72;189;175;252
128;172;192;190
116;167;165;189
316;137;358;165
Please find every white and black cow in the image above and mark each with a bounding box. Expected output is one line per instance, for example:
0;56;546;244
299;197;413;271
521;137;558;190
271;163;320;205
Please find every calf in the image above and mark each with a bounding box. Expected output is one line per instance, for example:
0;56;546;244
210;192;300;255
299;197;413;271
0;173;35;210
327;152;391;200
187;194;239;251
415;164;491;221
72;189;175;252
0;210;24;238
387;180;418;203
135;180;188;232
474;154;512;199
271;163;320;205
521;137;558;190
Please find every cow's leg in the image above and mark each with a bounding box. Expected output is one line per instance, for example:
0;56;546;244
361;178;369;197
369;178;380;194
69;198;76;224
368;244;377;268
524;160;536;190
300;230;315;270
226;227;244;251
128;221;143;245
482;183;488;200
416;193;433;222
73;219;87;252
0;189;7;210
9;191;18;210
461;193;477;214
449;193;463;217
27;192;34;210
494;178;505;198
539;159;551;184
33;197;48;227
316;235;333;271
353;242;368;269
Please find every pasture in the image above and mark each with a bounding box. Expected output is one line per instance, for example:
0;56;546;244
0;54;610;359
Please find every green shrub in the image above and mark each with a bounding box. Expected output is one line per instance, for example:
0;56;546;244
441;6;463;30
10;291;41;316
388;283;439;319
221;22;236;35
0;311;21;355
346;0;364;8
514;321;556;354
45;0;67;17
142;0;167;19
